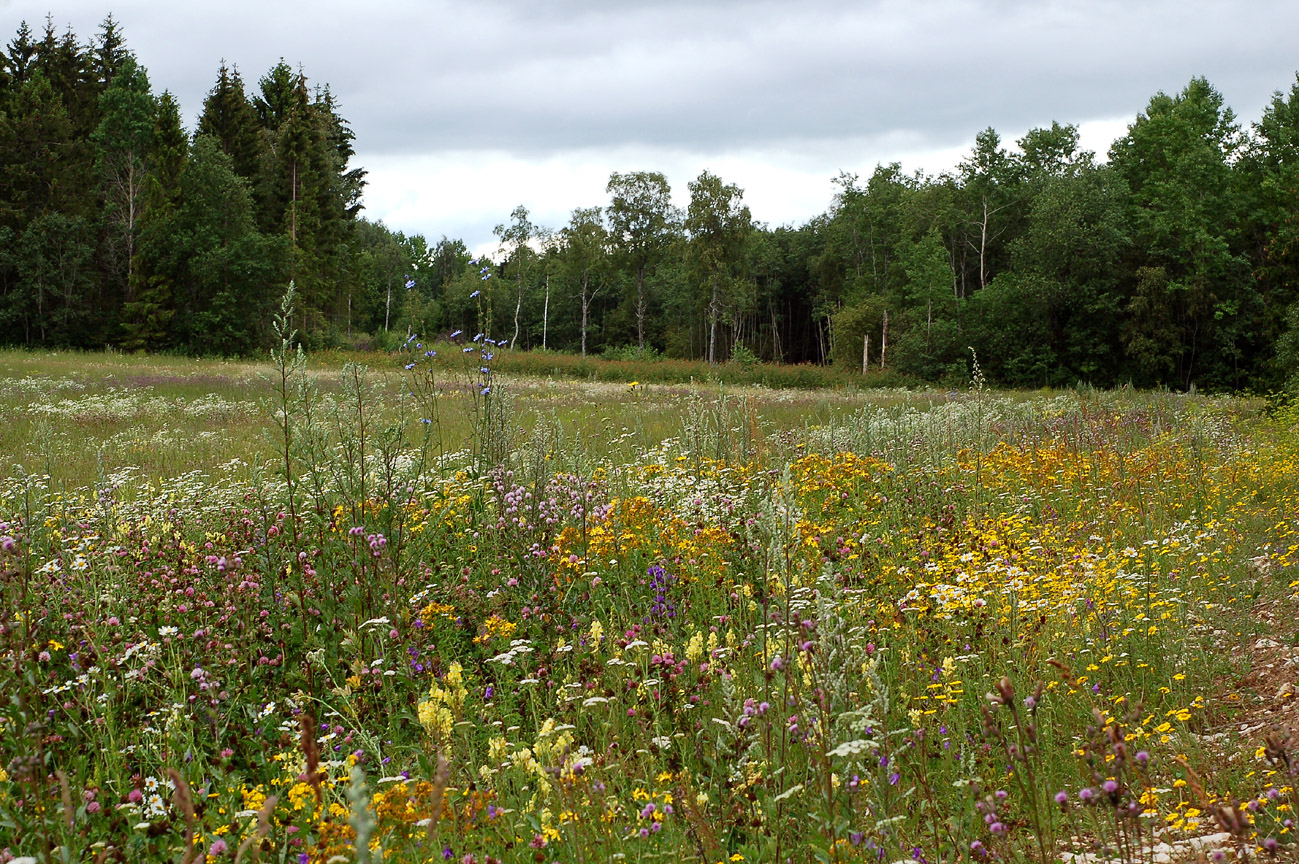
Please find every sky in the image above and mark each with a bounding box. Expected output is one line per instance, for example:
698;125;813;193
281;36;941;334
8;0;1299;253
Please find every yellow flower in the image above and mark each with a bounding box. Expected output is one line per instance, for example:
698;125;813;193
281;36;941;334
685;631;704;663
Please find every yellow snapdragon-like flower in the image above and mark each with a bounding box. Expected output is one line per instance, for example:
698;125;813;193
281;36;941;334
419;662;468;745
686;631;705;663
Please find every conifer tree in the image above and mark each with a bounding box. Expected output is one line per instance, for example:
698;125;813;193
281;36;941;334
122;90;186;351
92;15;128;89
0;70;95;344
196;63;262;180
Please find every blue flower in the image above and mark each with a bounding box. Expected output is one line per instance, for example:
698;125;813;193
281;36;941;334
404;277;416;289
449;330;462;338
405;363;415;370
462;347;474;353
470;290;480;299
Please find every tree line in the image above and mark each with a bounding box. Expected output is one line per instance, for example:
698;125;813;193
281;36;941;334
4;17;1299;391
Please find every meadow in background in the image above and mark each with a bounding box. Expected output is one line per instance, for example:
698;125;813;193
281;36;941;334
3;333;1299;863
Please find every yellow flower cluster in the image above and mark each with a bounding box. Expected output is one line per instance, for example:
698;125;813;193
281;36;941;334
418;661;467;746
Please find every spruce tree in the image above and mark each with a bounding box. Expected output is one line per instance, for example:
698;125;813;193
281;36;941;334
122;89;186;352
196;63;262;180
0;70;95;344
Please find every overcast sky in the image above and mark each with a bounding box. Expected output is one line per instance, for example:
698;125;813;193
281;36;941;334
9;0;1299;252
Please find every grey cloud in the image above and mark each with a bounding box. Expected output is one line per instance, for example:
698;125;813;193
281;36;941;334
9;0;1299;160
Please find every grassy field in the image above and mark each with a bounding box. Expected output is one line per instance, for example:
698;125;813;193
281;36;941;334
0;347;902;489
2;345;1299;863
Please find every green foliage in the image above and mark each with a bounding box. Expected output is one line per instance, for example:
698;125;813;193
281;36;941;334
1278;298;1299;393
2;16;1299;390
1111;77;1255;389
169;136;280;355
687;170;754;364
606;170;676;350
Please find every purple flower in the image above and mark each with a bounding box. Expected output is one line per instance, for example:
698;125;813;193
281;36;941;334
470;290;480;299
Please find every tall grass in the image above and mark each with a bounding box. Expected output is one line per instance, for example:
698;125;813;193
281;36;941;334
0;334;1295;863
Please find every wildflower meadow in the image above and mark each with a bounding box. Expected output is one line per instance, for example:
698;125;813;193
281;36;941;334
4;307;1299;862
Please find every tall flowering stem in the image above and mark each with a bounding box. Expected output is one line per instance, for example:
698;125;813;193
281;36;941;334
467;258;507;473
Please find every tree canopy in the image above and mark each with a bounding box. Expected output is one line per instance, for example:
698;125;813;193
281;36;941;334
4;19;1299;391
